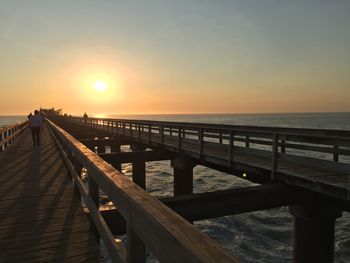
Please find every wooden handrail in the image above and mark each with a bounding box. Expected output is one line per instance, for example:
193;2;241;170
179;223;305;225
68;116;350;139
47;119;239;263
0;121;28;152
55;115;350;189
67;116;350;165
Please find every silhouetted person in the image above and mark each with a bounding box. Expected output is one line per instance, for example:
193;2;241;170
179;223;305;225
27;112;33;120
83;112;88;123
29;110;43;146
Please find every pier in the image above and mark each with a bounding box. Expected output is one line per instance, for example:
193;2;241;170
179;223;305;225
1;115;349;262
0;124;104;262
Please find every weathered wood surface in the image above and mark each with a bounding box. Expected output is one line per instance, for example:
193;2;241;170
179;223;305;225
55;117;350;201
48;119;240;263
0;126;104;262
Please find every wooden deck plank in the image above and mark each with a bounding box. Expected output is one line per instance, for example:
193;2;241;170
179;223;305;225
0;126;104;262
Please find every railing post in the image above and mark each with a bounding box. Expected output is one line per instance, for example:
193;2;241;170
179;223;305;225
0;131;3;152
138;124;141;142
88;173;100;243
127;225;146;263
178;126;182;153
199;128;204;157
129;123;133;138
229;130;234;167
108;121;112;134
148;124;152;144
110;121;114;135
72;156;83;199
161;125;164;145
271;133;279;180
245;135;250;148
281;136;286;154
219;132;223;144
333;145;339;162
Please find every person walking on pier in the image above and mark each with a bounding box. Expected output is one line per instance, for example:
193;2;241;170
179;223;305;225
29;110;43;146
83;112;88;123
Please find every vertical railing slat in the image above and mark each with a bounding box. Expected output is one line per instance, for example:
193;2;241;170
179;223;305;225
178;126;182;152
333;145;339;162
271;134;279;180
229;130;234;166
88;173;100;242
199;128;204;157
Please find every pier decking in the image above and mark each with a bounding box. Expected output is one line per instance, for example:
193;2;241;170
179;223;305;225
0;126;104;262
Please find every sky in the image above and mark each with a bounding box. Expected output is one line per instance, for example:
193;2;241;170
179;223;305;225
0;0;349;115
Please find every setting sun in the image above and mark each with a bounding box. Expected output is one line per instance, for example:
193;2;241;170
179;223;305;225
93;80;107;92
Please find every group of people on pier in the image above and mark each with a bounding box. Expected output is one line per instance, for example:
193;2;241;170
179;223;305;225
27;111;88;147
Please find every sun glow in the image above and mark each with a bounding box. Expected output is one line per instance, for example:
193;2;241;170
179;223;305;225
70;62;125;109
93;80;107;92
87;76;113;98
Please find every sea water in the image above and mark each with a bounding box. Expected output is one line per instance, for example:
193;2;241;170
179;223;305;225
0;115;26;128
1;113;349;262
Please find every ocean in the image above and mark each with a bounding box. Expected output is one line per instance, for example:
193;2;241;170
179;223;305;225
1;113;349;262
0;115;26;128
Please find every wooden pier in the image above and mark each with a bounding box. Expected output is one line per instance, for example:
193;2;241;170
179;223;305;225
0;125;104;262
0;115;349;262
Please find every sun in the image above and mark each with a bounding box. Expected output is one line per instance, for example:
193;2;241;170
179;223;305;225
93;80;107;92
81;71;123;103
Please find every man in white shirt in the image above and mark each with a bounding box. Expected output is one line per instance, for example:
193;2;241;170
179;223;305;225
29;110;43;146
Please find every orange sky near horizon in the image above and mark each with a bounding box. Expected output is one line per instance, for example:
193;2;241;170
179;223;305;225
2;50;349;116
1;1;349;116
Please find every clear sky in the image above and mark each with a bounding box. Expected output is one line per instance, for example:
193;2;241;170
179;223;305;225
1;1;349;115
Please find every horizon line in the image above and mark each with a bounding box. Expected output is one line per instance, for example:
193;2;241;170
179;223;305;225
1;111;350;117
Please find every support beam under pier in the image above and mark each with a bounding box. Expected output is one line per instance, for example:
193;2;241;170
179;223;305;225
110;143;121;171
171;156;195;196
289;204;342;263
130;144;147;189
101;184;304;234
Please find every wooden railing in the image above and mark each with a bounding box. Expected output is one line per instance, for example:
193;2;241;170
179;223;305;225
68;116;350;172
47;119;239;263
0;121;28;152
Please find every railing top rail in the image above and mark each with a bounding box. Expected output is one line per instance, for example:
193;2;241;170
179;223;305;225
47;119;239;262
0;120;28;133
68;116;350;140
